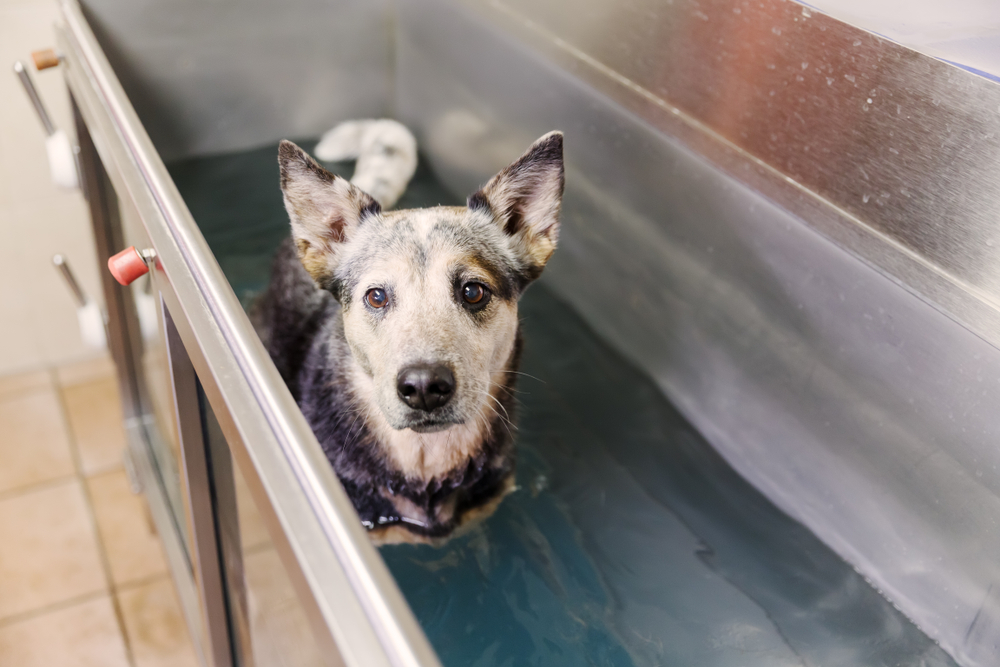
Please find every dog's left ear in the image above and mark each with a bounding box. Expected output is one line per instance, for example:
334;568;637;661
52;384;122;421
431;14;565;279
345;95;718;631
278;140;380;286
468;132;564;280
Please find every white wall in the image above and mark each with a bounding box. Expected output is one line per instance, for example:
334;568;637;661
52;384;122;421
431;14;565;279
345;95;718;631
0;0;105;375
804;0;1000;77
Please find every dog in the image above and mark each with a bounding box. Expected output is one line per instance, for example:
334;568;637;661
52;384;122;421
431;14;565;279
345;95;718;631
253;130;564;544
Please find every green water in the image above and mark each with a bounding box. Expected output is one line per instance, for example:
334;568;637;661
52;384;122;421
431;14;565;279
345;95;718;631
169;142;956;667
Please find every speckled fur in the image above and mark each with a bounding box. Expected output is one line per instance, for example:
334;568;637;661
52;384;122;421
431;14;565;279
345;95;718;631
254;132;563;542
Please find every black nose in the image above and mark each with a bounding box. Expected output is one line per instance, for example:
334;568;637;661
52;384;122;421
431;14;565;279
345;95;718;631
396;364;456;412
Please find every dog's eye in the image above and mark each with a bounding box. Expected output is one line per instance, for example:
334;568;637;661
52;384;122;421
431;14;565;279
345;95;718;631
365;288;388;309
462;283;489;305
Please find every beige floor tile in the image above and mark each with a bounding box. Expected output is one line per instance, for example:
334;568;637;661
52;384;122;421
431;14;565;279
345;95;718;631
0;369;49;403
56;354;116;387
61;376;127;475
0;387;75;495
0;480;106;620
118;577;200;667
0;595;130;667
246;548;326;667
235;466;271;552
88;469;168;587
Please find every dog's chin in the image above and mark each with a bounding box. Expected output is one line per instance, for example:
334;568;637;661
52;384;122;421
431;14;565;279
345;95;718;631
380;400;466;433
407;421;455;434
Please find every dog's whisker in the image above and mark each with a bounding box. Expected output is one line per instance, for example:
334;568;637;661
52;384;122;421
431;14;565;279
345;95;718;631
481;401;515;440
488;378;527;397
473;388;517;436
492;369;545;384
479;388;512;423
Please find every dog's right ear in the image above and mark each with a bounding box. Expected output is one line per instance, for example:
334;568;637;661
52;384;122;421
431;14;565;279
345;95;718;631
278;140;380;286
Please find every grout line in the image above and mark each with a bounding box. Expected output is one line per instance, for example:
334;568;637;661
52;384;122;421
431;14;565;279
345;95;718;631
0;382;53;405
0;474;77;503
0;352;111;389
58;371;119;391
115;572;173;595
243;540;276;557
50;367;139;667
82;461;127;480
0;368;55;391
0;589;108;630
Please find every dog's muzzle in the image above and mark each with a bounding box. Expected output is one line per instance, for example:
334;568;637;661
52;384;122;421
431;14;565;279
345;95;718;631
396;363;455;412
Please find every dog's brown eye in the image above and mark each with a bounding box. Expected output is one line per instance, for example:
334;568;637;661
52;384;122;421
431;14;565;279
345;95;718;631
462;283;487;305
365;288;388;308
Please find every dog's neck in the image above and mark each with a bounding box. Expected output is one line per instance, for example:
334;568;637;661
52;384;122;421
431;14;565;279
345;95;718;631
344;358;514;483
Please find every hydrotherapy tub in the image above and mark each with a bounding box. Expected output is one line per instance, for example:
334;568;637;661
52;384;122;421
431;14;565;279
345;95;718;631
59;0;1000;665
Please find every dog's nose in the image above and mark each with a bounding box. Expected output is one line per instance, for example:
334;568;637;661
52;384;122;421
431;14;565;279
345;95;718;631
396;364;455;411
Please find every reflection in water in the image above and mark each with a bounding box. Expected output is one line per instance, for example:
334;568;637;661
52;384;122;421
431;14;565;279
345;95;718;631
171;142;956;667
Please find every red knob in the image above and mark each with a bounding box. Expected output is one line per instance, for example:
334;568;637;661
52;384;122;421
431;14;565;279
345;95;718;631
108;246;149;286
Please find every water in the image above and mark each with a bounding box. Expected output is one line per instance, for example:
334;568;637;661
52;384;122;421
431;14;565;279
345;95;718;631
169;142;957;667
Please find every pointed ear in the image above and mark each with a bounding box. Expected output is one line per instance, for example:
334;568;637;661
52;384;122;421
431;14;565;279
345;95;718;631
468;132;564;280
278;140;380;286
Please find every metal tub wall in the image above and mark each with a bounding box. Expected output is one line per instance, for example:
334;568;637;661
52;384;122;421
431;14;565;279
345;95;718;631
78;0;394;161
393;2;1000;665
76;0;1000;664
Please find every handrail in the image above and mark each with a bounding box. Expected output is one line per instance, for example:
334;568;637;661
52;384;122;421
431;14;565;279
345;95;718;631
57;1;441;666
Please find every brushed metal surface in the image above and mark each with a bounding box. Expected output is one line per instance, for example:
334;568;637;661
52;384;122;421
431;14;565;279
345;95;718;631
803;0;1000;79
394;2;1000;664
491;0;1000;311
78;0;393;160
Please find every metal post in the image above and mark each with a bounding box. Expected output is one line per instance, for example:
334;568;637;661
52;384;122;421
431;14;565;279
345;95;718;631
202;397;255;667
165;305;241;667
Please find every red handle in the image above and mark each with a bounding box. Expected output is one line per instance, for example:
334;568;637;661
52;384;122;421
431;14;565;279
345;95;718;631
108;246;149;286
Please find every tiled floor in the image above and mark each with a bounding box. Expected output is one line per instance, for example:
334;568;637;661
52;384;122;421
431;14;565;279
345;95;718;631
0;356;199;667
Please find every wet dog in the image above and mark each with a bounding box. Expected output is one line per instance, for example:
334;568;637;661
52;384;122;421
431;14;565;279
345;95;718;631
254;131;564;543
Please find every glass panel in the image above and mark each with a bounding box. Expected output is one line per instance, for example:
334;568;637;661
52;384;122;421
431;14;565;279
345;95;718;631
116;191;190;557
198;382;327;667
234;464;326;667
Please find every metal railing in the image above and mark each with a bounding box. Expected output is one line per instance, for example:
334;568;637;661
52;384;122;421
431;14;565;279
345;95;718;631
56;1;442;665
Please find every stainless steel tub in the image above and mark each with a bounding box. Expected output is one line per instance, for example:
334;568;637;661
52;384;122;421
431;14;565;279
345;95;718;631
55;0;1000;665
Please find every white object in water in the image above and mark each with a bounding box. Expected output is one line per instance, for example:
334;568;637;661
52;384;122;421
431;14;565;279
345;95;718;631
46;129;79;189
314;119;418;209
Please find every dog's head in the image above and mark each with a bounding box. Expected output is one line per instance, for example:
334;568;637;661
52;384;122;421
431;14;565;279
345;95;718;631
279;132;563;434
